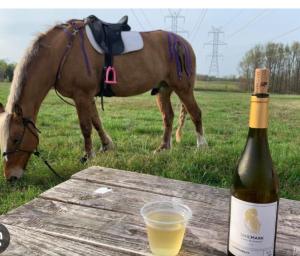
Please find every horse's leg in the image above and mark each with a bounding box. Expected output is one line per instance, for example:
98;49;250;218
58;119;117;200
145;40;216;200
176;103;187;143
155;87;174;152
90;101;114;152
175;88;208;148
74;97;95;162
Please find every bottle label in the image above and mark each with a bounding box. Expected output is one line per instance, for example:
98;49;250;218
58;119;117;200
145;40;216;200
228;196;278;256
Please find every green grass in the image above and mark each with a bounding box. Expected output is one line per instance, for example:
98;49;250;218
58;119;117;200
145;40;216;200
195;80;241;92
0;82;299;214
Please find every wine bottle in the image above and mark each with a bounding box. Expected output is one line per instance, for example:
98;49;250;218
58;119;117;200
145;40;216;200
227;68;279;256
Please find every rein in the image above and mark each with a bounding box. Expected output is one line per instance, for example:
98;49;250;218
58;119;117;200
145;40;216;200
2;118;63;180
53;19;92;108
34;20;91;178
2;20;93;181
54;19;107;111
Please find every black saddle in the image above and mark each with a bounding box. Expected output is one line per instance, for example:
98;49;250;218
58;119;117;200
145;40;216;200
86;15;131;55
85;15;131;107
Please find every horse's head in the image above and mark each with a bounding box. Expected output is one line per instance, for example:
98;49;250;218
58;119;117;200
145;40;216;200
0;103;39;181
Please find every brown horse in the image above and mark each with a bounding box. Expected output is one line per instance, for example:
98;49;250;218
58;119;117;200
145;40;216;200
0;19;207;181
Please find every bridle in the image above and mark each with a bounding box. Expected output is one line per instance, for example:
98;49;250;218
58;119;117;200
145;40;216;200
2;117;63;179
1;20;91;180
2;118;40;157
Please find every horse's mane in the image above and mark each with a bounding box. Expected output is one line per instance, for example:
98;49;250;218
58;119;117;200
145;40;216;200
1;25;59;153
0;112;10;154
0;33;46;152
5;27;55;113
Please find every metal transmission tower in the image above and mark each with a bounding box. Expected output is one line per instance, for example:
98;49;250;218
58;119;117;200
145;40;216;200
205;27;226;77
164;9;189;37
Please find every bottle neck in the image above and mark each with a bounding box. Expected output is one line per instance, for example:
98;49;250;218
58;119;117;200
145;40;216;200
246;95;271;157
246;121;270;162
247;128;268;143
249;95;269;129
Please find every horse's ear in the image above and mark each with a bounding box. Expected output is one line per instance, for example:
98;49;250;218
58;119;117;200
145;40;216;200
13;104;23;118
0;103;4;113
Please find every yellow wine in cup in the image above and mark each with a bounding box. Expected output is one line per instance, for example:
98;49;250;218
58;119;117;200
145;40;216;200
141;201;192;256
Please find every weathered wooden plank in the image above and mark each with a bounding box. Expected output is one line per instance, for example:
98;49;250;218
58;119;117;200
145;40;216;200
0;198;220;256
71;167;300;228
2;224;139;256
72;166;300;216
41;178;229;222
39;177;300;256
40;178;229;233
72;166;230;206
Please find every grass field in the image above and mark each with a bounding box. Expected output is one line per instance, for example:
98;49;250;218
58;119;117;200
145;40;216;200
195;80;241;92
0;82;299;214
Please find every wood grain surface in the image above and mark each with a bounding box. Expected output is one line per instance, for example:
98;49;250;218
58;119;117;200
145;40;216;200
0;166;299;255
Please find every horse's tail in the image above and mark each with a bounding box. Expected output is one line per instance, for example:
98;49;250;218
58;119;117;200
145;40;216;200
176;103;187;143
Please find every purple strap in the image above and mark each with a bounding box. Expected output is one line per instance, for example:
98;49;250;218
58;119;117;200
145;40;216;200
174;39;183;80
167;32;192;79
56;28;74;80
63;28;73;41
55;20;92;88
71;22;91;77
79;29;91;76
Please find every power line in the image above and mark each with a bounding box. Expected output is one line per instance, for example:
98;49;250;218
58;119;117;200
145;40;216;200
223;10;244;29
190;9;208;42
270;25;300;41
130;9;145;30
190;9;204;34
227;10;269;39
204;27;227;76
139;9;153;30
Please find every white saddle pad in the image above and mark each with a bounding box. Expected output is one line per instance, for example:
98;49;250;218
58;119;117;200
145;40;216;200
85;25;144;55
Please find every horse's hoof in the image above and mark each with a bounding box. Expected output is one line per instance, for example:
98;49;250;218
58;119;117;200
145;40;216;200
80;152;95;163
101;142;114;152
80;155;88;164
197;135;208;149
197;141;209;149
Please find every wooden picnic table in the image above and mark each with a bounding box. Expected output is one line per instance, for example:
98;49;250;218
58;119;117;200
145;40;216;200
0;166;299;255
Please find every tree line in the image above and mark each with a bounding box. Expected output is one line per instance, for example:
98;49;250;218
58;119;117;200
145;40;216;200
239;42;300;94
0;60;16;82
197;74;238;82
2;44;300;94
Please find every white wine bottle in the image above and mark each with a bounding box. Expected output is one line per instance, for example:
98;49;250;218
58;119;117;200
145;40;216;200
227;68;279;256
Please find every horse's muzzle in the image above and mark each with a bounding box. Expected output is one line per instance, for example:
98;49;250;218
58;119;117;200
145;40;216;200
4;166;24;181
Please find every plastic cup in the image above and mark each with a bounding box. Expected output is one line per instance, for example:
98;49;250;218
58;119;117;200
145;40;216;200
140;201;192;256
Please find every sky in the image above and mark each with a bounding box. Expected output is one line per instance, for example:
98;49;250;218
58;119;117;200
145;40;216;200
0;9;300;76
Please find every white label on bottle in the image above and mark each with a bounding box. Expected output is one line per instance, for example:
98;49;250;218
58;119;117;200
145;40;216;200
229;196;278;256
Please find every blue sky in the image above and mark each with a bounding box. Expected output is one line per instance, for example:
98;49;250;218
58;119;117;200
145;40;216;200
0;9;300;76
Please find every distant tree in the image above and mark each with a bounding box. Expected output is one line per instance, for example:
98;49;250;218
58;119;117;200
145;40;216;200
0;60;16;82
0;60;7;82
239;42;300;94
5;63;16;82
196;74;238;82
